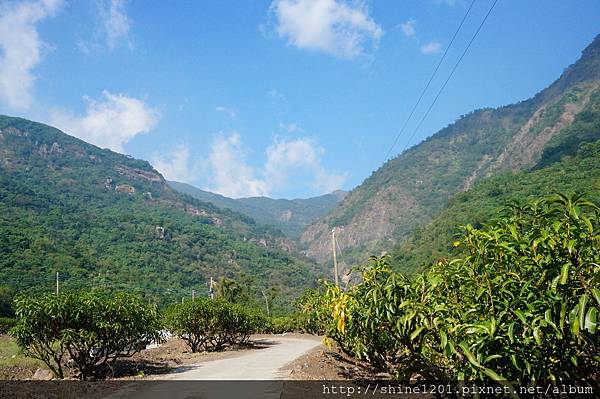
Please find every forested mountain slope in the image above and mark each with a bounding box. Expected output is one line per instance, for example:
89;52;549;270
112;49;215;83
168;180;346;239
301;34;600;266
391;138;600;275
0;116;324;310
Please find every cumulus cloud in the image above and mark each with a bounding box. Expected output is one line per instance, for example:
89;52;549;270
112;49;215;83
264;137;346;194
50;90;160;153
151;145;201;183
205;133;269;198
399;19;416;38
215;106;236;118
420;41;442;54
181;133;346;198
0;0;63;109
99;0;132;50
269;0;383;59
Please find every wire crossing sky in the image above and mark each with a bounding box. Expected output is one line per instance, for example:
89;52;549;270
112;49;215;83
0;0;598;199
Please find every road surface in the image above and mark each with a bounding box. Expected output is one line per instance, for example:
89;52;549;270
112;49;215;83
106;336;321;399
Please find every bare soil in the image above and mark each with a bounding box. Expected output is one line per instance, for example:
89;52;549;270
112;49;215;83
282;339;391;380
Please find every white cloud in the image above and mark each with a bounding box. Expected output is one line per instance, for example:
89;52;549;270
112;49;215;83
278;122;304;133
50;90;160;153
268;89;290;115
420;41;442;54
399;19;416;38
269;0;383;59
264;137;346;194
215;106;236;118
0;0;63;109
152;145;200;183
205;133;269;198
100;0;131;50
191;133;345;198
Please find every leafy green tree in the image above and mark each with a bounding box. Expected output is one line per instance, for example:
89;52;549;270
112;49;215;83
11;292;162;380
164;298;266;352
214;278;241;302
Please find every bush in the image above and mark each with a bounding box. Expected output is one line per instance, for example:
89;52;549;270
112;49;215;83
0;317;16;334
313;193;600;384
0;286;15;318
164;298;266;352
11;292;163;380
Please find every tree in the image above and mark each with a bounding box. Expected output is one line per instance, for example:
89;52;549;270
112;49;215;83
164;298;266;352
214;278;241;302
0;285;15;318
11;292;163;380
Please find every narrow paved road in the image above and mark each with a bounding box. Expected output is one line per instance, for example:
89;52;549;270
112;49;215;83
106;336;321;399
169;336;320;380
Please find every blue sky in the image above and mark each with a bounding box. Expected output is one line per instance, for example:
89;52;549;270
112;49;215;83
0;0;599;199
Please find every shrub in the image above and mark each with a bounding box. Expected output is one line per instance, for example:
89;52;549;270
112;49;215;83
164;298;266;352
11;292;163;380
0;317;16;334
313;193;600;384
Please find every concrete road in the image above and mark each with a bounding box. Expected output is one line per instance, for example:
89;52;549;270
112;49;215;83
105;336;321;399
167;336;320;380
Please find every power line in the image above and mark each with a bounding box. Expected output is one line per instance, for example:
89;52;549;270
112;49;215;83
382;0;478;162
397;0;499;155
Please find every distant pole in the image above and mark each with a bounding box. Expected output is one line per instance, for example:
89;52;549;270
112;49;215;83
181;297;184;304
55;272;59;295
332;228;339;288
192;290;195;300
261;290;270;317
209;277;214;300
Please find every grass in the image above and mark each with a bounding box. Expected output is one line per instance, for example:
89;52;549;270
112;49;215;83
0;334;46;379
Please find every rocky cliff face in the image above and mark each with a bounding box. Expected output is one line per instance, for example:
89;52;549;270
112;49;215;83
301;34;600;266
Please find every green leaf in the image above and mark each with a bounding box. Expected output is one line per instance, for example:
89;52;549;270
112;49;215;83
533;327;542;345
560;302;567;332
579;294;589;329
560;264;569;285
584;307;597;334
592;288;600;307
514;309;527;325
440;330;447;350
410;326;424;341
570;304;581;337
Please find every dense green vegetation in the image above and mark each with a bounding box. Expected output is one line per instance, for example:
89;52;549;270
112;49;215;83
307;193;600;383
0;115;325;310
169;180;346;239
11;292;162;380
391;139;600;275
164;298;267;352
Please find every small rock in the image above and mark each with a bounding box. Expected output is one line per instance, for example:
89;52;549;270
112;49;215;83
32;368;53;380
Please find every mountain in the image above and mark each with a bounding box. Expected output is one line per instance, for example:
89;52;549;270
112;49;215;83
391;138;600;275
301;34;600;266
168;180;347;239
0;115;324;311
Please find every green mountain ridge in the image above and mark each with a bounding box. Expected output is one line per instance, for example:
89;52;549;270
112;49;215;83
301;33;600;268
168;180;347;239
0;116;324;311
391;138;600;275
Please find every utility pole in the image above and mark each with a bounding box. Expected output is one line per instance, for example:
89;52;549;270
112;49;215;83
331;228;339;288
55;272;59;295
209;277;214;300
261;290;270;317
192;290;195;300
